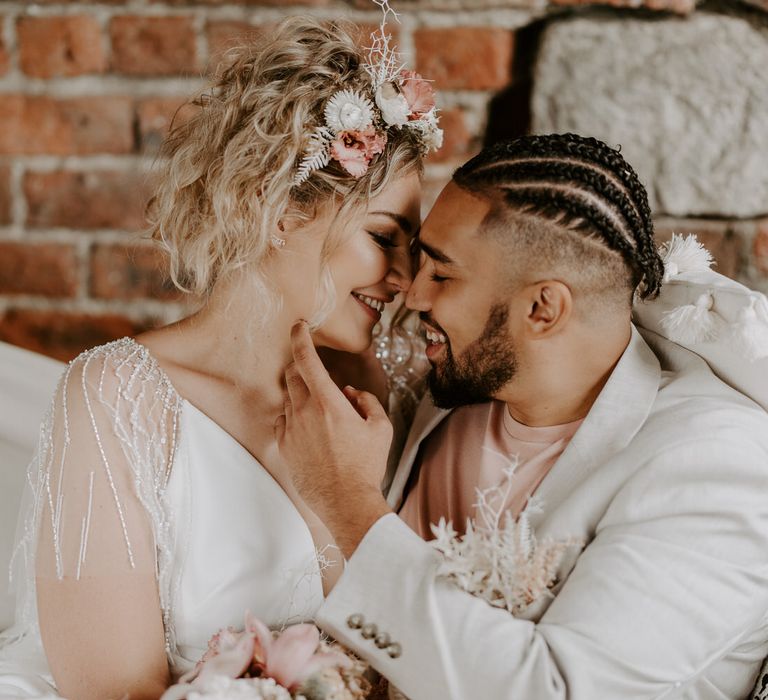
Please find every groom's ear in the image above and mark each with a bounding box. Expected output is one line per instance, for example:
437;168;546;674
524;281;573;337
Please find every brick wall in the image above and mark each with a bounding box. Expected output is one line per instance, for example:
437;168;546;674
0;0;765;360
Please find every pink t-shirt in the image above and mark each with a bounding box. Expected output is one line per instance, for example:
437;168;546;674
399;400;583;540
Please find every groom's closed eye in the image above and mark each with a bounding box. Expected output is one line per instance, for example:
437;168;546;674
416;239;455;267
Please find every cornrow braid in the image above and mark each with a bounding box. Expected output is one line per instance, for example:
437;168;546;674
453;134;664;299
475;159;647;249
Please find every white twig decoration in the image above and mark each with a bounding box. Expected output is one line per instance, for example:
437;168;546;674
363;0;404;89
430;463;582;615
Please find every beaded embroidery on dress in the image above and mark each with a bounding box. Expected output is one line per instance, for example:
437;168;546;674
6;338;183;657
0;338;325;698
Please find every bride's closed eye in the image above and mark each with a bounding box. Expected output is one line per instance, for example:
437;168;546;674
367;230;399;250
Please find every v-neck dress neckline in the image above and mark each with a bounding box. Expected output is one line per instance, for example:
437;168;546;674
130;341;326;664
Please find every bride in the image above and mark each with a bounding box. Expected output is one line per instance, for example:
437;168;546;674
0;17;439;700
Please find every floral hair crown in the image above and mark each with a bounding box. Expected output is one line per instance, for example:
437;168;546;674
294;1;443;185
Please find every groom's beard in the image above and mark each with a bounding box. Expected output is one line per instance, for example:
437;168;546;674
426;303;518;409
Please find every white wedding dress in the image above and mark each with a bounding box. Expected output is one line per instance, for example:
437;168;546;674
0;338;328;698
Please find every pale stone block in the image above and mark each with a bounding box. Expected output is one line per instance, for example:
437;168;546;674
531;12;768;217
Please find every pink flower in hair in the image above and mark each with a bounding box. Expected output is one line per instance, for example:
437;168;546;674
399;70;436;117
330;127;388;178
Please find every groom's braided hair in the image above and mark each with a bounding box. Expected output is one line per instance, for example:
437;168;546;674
453;133;664;301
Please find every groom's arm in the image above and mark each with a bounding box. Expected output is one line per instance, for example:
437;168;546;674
277;322;768;700
315;432;768;700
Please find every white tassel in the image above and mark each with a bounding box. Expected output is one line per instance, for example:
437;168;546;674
659;233;714;281
726;295;768;362
661;291;725;345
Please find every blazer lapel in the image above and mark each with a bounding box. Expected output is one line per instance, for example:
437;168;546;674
385;327;661;517
385;397;451;510
530;325;661;525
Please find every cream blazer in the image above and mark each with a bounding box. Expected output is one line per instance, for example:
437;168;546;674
316;327;768;700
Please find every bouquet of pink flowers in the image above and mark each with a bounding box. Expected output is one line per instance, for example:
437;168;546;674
161;612;373;700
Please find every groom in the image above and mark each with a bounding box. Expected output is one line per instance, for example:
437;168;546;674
276;134;768;699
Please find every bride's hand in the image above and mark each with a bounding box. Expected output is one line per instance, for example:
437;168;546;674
275;321;392;557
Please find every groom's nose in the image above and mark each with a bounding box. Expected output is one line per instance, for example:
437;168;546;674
405;266;430;312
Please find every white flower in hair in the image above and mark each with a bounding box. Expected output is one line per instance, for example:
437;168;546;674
324;89;374;133
375;82;410;127
410;109;444;152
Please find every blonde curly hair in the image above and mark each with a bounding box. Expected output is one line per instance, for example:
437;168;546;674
147;17;424;320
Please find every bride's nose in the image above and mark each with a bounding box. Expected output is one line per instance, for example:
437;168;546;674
384;249;413;293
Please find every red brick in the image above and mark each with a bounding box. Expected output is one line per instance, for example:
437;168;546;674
152;0;328;5
654;224;741;281
352;23;400;50
0;19;8;77
206;20;263;70
18;16;106;78
415;28;514;91
0;96;133;156
90;243;180;301
19;0;126;4
0;167;11;225
111;16;197;76
0;309;149;362
25;170;153;231
205;20;395;74
753;223;768;276
137;97;199;153
427;108;473;164
0;242;79;297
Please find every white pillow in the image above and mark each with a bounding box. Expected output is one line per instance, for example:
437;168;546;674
0;342;63;632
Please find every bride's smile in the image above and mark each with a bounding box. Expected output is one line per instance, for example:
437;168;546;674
1;16;438;700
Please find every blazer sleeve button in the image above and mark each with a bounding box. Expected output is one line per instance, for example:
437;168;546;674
387;642;402;659
361;622;378;639
346;613;364;629
375;632;391;649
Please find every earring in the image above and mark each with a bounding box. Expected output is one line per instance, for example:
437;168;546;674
270;235;286;249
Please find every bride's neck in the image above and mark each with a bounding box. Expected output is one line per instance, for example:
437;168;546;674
160;277;295;416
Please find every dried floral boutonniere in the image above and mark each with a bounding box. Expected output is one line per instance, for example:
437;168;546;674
430;465;583;615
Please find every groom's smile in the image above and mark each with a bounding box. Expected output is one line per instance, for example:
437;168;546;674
419;313;449;361
406;183;522;408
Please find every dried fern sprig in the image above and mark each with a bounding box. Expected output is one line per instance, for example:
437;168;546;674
294;127;333;186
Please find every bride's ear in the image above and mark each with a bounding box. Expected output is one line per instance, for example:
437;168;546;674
275;214;303;235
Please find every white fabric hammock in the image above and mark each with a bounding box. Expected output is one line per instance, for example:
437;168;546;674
0;344;62;632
